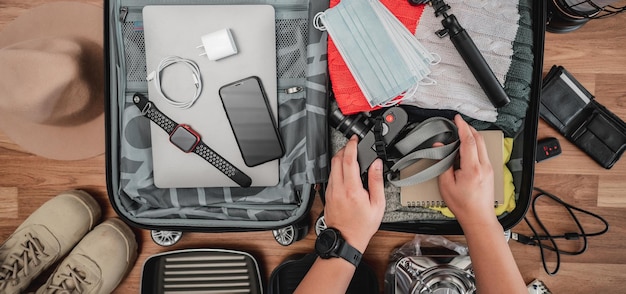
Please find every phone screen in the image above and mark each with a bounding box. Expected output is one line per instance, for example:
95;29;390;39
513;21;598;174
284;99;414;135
219;76;284;167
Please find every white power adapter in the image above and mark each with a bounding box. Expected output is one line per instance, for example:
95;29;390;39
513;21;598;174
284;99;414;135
197;28;238;61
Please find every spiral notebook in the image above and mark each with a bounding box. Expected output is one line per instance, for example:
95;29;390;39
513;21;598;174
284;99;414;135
400;130;505;207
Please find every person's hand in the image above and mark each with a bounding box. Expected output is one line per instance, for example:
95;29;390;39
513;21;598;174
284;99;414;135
324;135;386;253
438;115;496;227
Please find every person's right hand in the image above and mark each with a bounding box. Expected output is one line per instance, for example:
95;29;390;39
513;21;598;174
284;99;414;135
324;135;386;253
438;114;495;226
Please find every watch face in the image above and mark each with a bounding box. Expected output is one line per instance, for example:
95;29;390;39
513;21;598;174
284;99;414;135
315;229;339;257
170;125;200;153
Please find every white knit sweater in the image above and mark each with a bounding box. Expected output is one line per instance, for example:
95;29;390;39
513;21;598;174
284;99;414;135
401;0;520;122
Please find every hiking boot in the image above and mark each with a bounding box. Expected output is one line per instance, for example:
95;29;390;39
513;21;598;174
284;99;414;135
0;190;101;294
36;218;138;293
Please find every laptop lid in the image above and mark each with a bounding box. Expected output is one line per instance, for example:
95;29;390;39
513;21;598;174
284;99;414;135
142;5;278;188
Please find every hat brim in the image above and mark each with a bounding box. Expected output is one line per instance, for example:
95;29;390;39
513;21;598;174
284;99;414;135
0;2;105;160
0;111;105;161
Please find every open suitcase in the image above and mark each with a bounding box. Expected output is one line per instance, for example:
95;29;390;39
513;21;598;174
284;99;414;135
321;0;546;235
105;0;544;245
105;0;331;246
378;0;546;235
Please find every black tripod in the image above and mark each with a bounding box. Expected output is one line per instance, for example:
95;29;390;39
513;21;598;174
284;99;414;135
409;0;511;108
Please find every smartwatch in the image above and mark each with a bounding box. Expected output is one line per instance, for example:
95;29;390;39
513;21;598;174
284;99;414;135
133;93;252;187
315;227;362;267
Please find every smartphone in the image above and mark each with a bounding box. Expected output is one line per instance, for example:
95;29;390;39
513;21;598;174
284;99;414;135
219;76;284;167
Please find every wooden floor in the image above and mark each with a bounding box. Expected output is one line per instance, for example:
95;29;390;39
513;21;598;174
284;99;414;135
2;1;626;293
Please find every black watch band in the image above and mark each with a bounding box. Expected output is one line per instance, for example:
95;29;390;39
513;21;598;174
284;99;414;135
337;239;362;267
315;228;362;267
192;141;252;187
133;93;252;188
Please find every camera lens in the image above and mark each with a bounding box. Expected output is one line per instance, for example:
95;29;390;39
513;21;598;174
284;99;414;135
329;108;371;139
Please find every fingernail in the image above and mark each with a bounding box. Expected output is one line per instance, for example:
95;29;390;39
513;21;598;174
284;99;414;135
350;135;358;141
373;159;383;171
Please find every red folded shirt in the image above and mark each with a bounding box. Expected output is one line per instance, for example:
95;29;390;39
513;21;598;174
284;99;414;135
328;0;426;115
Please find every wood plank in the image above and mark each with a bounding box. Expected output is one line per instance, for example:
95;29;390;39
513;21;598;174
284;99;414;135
0;187;18;219
531;263;626;293
1;1;626;293
598;175;626;207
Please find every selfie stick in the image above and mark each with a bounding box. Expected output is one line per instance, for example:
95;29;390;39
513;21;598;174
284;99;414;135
429;0;511;108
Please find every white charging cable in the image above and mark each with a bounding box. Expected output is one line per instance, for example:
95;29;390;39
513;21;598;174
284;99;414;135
147;56;202;109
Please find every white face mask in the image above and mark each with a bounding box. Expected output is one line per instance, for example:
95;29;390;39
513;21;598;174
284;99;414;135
314;0;439;107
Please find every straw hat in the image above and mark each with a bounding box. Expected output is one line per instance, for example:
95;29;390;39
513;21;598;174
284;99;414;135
0;2;104;160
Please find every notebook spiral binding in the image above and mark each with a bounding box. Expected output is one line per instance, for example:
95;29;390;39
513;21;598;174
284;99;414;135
405;201;500;208
406;201;447;208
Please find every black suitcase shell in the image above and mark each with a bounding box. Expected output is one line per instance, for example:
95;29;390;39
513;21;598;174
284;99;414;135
105;0;545;239
104;0;331;243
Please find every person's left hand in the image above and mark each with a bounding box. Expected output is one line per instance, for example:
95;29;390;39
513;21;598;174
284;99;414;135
323;135;386;253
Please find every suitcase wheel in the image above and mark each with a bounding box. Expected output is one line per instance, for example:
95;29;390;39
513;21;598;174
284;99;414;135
272;221;309;246
151;230;183;247
314;213;326;236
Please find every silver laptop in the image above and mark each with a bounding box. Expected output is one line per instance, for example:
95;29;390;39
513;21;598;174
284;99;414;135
142;5;279;188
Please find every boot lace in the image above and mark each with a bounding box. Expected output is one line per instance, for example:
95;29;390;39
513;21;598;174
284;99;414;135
45;264;91;294
0;232;49;289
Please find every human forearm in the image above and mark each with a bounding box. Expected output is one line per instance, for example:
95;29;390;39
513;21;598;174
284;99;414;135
438;116;526;293
296;137;385;293
461;218;526;294
294;257;356;294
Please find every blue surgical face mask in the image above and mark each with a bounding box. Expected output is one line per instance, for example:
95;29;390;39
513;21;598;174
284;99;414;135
314;0;438;107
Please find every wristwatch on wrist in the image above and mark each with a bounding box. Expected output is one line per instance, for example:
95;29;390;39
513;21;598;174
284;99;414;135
133;93;252;188
315;227;362;267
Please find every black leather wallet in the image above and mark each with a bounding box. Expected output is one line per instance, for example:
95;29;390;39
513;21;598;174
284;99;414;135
540;65;626;169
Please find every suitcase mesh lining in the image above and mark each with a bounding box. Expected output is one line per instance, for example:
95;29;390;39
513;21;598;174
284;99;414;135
121;18;309;84
276;18;308;79
122;22;147;84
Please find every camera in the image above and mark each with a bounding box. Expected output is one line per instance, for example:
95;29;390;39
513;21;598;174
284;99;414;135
330;106;409;174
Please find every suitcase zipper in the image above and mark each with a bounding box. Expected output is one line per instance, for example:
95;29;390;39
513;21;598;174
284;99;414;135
189;1;308;11
277;85;305;104
204;203;299;210
296;190;303;206
120;1;308;22
119;7;128;21
119;1;308;23
281;86;304;94
118;6;143;22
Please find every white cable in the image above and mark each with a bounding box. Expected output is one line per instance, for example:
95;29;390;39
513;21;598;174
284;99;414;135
147;56;202;109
